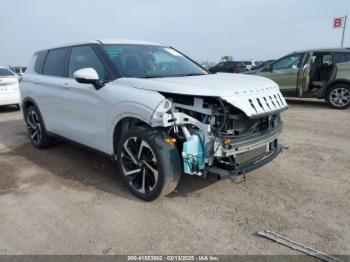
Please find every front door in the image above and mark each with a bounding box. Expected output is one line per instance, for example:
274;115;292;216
258;53;305;96
59;45;109;153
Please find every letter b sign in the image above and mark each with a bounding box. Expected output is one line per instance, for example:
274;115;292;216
333;18;343;28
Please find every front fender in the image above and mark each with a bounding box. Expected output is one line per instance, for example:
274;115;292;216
107;98;165;154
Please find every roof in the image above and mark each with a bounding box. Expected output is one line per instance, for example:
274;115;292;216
291;47;350;53
39;39;164;52
99;39;163;46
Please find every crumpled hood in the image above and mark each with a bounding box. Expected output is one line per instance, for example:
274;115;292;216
127;73;277;97
126;73;288;117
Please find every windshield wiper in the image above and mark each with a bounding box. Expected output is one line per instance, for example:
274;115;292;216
142;75;171;78
181;73;206;77
141;73;206;78
143;75;159;78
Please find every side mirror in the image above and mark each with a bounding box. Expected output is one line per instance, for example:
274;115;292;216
73;68;104;90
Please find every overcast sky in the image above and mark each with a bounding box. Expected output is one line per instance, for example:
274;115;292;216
1;0;349;66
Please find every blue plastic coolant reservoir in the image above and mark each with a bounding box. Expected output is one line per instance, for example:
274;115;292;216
182;134;205;175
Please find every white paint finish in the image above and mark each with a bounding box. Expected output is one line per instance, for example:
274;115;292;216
21;72;164;154
20;41;287;155
59;79;108;152
128;73;279;97
57;77;163;154
28;74;64;133
21;69;286;154
73;68;99;81
128;73;287;117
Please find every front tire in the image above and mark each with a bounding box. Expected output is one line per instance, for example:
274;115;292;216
326;84;350;109
25;106;52;148
117;127;182;201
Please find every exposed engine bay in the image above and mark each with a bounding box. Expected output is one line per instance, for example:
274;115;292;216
153;93;285;178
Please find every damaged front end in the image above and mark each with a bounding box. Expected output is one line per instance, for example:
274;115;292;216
151;90;287;180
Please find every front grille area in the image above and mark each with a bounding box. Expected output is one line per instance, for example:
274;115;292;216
248;93;286;114
223;89;288;118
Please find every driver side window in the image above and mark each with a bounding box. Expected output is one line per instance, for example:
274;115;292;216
68;46;106;80
272;54;304;71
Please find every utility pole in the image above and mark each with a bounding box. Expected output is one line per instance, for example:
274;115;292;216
341;15;347;47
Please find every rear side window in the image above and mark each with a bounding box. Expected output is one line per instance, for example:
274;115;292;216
34;51;48;74
223;62;234;69
43;48;69;77
68;46;106;80
0;68;15;76
334;52;350;63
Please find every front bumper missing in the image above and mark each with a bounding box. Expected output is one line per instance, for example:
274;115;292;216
215;125;283;157
208;141;282;181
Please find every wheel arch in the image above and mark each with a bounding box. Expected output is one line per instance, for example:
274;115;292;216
112;115;151;156
22;97;46;129
22;97;37;115
324;79;350;97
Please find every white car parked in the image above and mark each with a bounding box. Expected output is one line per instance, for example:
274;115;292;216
20;39;288;201
239;60;258;71
0;67;20;108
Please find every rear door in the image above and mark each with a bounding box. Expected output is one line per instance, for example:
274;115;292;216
258;53;305;96
59;45;109;152
35;48;70;133
334;52;350;79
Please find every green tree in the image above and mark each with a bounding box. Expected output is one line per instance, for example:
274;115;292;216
221;56;233;62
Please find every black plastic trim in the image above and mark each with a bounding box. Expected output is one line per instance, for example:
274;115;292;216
208;142;282;180
46;131;113;159
223;124;283;148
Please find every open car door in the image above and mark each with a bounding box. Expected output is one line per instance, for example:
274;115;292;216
298;53;311;97
256;53;305;96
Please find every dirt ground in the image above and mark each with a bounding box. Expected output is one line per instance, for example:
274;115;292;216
0;99;349;256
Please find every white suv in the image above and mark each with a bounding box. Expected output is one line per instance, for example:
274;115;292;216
20;39;288;201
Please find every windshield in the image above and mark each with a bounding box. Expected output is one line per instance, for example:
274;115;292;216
103;44;207;78
0;68;15;77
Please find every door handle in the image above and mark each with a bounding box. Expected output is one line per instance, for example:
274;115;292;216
62;83;71;89
33;79;40;84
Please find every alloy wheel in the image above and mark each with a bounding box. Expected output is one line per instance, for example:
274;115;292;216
27;110;42;145
330;87;350;107
121;137;159;194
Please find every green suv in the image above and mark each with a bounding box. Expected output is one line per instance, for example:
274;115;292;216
250;48;350;109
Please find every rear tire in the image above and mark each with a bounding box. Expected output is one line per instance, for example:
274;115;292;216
25;106;52;148
326;84;350;109
117;127;182;201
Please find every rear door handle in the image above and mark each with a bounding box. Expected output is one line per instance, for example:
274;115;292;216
62;82;72;89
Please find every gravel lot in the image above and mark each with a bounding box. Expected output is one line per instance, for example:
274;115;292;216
0;99;349;255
